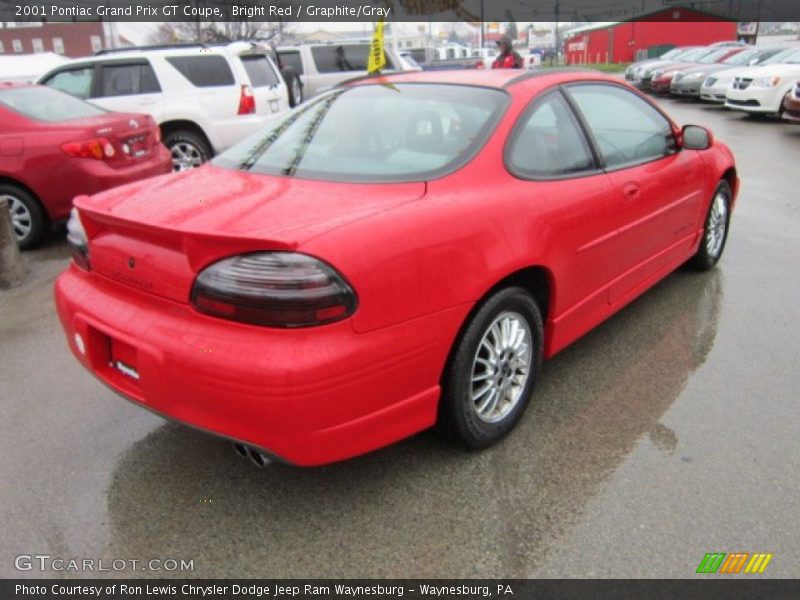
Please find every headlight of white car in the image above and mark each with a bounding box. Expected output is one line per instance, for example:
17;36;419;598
751;76;781;87
673;73;684;82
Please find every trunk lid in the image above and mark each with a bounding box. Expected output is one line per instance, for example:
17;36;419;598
75;165;426;303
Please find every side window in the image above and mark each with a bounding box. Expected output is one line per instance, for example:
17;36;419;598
277;51;303;75
99;63;161;97
311;44;369;73
507;91;595;178
566;84;674;168
240;55;280;87
166;55;235;87
42;67;94;99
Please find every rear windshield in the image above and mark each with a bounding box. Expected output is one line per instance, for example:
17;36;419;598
0;85;106;121
240;55;280;87
166;55;235;87
213;84;508;183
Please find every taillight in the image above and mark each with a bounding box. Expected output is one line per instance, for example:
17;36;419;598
62;138;115;160
66;208;90;271
191;252;357;327
237;84;256;115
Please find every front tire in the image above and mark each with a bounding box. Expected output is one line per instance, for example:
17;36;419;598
439;287;543;449
690;180;731;271
0;184;47;250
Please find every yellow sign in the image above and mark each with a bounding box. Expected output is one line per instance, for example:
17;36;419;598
368;19;387;75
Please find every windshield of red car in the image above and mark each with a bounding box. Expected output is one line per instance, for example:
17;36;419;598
213;83;508;183
0;85;107;122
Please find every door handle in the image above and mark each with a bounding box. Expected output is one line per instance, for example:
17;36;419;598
139;99;157;106
623;183;640;200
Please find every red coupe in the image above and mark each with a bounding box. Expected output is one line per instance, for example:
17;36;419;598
0;83;171;248
55;70;738;466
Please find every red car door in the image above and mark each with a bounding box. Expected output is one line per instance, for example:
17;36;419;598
503;89;630;355
565;83;706;306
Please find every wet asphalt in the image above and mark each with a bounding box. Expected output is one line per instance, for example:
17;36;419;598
1;97;799;579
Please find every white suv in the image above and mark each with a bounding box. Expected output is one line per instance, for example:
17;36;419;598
39;42;290;171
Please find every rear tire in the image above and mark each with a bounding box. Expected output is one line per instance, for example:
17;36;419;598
438;287;543;449
163;129;210;172
690;180;731;271
0;184;47;250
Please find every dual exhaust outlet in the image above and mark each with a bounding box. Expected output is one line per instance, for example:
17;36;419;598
231;442;272;468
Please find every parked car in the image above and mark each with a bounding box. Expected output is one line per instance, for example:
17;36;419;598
625;46;698;82
0;83;170;249
0;52;70;84
700;47;790;103
632;46;708;90
671;47;762;98
650;47;744;94
275;42;420;101
38;42;290;172
55;69;737;466
724;47;800;116
782;81;800;123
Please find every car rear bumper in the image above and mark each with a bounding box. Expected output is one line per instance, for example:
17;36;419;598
46;145;172;221
54;265;463;466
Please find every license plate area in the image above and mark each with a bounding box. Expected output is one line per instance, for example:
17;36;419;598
88;326;144;399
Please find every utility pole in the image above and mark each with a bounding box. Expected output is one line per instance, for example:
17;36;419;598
480;0;485;50
554;0;560;65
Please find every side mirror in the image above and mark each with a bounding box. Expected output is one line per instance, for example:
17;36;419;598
682;125;713;150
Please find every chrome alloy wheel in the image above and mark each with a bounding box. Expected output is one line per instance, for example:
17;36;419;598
2;194;32;241
706;191;728;259
170;142;204;172
470;311;533;424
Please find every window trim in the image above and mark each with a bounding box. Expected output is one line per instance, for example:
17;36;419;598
562;81;680;173
39;64;98;100
97;59;162;97
503;87;604;182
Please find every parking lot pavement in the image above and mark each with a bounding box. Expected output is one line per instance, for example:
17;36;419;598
1;98;799;579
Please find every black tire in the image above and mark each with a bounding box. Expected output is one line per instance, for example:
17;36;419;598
0;184;47;250
163;129;211;172
438;287;543;449
689;180;732;271
282;67;303;107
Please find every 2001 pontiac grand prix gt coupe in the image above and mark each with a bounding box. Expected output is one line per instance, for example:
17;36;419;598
55;69;738;466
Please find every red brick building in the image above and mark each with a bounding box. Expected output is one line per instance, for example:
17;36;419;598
0;22;105;57
564;8;737;65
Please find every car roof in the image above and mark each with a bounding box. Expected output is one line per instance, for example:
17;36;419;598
345;68;617;90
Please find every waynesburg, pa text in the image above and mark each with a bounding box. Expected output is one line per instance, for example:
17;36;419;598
15;583;514;597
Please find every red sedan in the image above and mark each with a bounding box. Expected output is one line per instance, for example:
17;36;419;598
55;70;738;466
0;83;171;248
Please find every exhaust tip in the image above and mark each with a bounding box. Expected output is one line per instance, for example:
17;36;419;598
231;442;248;458
247;448;271;468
